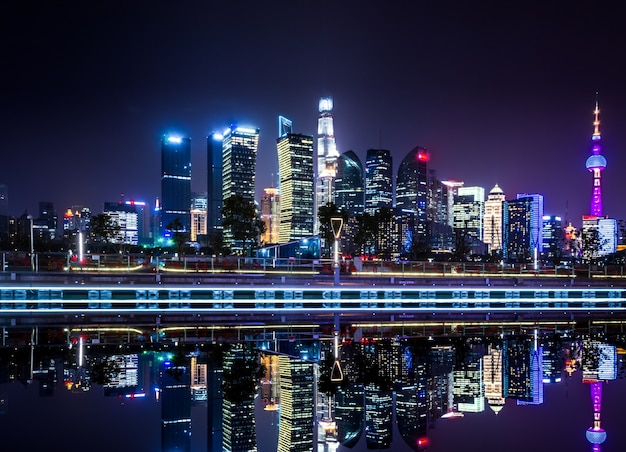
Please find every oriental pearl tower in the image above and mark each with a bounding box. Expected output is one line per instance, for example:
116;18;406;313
586;96;607;217
585;381;607;452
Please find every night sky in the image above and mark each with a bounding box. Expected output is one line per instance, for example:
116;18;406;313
3;2;626;226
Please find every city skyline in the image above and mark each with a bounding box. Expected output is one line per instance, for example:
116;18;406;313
2;2;626;226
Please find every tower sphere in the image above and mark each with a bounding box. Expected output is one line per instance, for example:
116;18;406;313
586;428;607;445
586;154;607;171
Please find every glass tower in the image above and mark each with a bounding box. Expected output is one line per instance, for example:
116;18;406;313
277;131;315;243
315;97;339;233
207;132;224;233
364;149;392;215
161;135;191;238
335;150;364;217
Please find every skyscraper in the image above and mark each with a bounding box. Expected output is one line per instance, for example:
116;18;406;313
315;97;339;233
484;184;506;252
103;200;145;245
396;146;429;242
277;354;314;452
221;126;260;249
260;188;280;245
277;126;315;243
161;135;191;238
503;195;542;262
586;97;607;217
453;186;485;243
207;132;224;233
335;150;364;255
542;215;563;262
364;149;392;215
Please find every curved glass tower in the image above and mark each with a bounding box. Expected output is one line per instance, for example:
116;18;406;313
335;150;364;216
585;98;607;217
396;146;429;240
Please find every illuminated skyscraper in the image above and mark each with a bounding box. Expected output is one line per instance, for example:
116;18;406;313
541;215;563;262
277;354;314;452
207;132;224;233
161;359;192;452
503;194;543;262
315;97;339;233
277;128;315;243
161;135;192;238
396;146;429;241
103;201;145;245
586;97;607;217
335;151;364;216
453;186;485;242
221;125;260;250
190;193;207;243
364;149;392;214
482;348;505;415
484;184;505;252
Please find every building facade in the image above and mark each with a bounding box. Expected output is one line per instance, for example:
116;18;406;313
484;184;505;253
396;146;429;242
161;135;191;239
364;149;392;215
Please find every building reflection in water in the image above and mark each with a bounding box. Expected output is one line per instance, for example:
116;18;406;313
2;324;626;451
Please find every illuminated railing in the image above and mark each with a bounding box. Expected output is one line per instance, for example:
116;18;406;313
0;286;624;312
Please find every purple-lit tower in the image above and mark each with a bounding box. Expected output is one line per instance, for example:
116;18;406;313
585;98;607;216
585;381;607;451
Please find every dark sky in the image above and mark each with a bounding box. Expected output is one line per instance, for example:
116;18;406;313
2;1;625;226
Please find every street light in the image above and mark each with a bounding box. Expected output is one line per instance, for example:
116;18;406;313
330;217;343;287
27;215;34;271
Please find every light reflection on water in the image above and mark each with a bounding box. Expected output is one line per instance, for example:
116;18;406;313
1;324;625;452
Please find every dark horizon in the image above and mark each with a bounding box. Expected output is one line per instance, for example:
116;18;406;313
2;2;626;227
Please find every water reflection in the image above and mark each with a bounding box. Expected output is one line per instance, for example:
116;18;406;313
1;325;625;451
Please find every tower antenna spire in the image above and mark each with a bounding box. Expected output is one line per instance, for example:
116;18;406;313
585;94;606;217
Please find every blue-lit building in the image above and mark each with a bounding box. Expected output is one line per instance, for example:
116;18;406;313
396;146;429;242
207;132;224;234
541;215;563;263
160;135;191;240
161;360;192;452
503;194;544;263
364;149;392;215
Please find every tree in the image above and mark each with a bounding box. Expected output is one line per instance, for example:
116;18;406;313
318;202;348;258
221;195;266;256
89;213;120;253
452;228;472;262
581;227;608;264
166;217;189;258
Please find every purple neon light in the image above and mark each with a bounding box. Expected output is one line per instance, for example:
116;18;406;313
586;100;606;217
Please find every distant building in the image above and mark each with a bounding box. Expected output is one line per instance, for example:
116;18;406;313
277;130;315;243
396;146;429;241
585;98;607;217
103;201;146;245
364;149;393;215
453;186;485;242
503;194;544;262
582;215;617;259
63;206;91;236
335;150;364;255
38;201;57;240
161;135;192;239
541;215;563;262
260;188;280;245
161;360;192;452
190;193;207;244
484;184;505;253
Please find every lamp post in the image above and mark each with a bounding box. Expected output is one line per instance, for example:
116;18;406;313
330;217;343;287
27;215;34;271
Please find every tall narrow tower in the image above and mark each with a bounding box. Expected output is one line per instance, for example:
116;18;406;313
585;381;607;452
315;97;339;233
585;97;607;217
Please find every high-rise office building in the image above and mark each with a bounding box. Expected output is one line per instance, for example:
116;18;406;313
586;97;607;217
103;201;146;245
190;193;207;243
542;215;563;262
482;348;505;415
207;132;224;233
335;150;364;255
260;188;280;245
364;149;392;215
484;184;506;252
161;360;192;452
396;146;429;241
277;354;314;452
315;97;339;233
335;151;364;216
453;186;485;242
161;135;192;239
582;215;617;258
277;126;315;243
503;194;543;262
221;125;260;250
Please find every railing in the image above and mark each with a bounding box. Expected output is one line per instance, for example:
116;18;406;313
0;286;625;313
1;251;625;279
